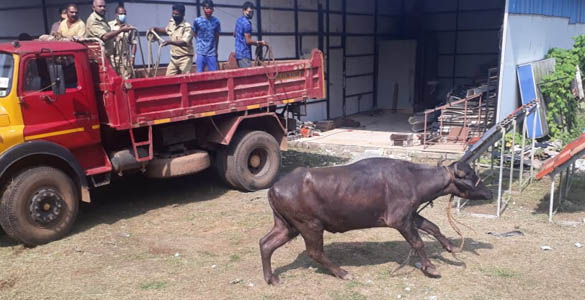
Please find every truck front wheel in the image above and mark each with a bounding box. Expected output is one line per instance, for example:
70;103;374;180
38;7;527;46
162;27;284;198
223;131;281;191
0;167;79;246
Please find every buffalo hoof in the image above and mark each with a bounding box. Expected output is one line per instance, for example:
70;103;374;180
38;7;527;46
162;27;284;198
267;275;281;285
422;266;441;278
334;269;353;280
341;272;353;281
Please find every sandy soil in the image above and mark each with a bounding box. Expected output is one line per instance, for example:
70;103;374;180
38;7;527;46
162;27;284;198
1;150;584;300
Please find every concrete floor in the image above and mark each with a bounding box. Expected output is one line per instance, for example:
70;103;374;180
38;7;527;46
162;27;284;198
290;110;466;160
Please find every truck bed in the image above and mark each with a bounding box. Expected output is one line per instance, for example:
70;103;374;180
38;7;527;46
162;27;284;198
87;43;325;130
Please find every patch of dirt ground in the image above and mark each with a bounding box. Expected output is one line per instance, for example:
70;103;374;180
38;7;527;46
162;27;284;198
1;149;585;300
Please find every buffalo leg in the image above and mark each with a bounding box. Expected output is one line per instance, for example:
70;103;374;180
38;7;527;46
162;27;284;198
299;225;352;280
397;222;441;277
413;213;459;253
260;214;299;285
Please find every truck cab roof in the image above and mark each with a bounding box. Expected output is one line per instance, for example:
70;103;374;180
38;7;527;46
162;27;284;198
0;40;87;55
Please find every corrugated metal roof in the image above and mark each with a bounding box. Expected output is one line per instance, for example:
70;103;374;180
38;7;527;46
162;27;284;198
536;132;585;179
509;0;585;24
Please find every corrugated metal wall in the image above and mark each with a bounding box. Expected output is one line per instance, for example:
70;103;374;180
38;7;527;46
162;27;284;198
0;0;386;121
0;0;505;121
509;0;585;24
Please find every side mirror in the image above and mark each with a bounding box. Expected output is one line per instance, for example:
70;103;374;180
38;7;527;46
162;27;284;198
48;60;65;95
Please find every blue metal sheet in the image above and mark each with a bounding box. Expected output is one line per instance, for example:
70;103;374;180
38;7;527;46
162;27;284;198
509;0;585;24
517;64;546;138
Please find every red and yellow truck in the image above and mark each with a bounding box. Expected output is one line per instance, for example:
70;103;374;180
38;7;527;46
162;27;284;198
0;40;324;245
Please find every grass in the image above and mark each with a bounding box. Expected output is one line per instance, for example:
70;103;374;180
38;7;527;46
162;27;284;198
140;281;168;290
481;266;522;278
330;290;368;300
229;254;241;262
345;280;366;289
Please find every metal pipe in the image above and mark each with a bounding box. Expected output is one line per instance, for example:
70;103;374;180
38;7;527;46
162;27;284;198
464;96;468;131
490;144;495;172
529;103;539;182
423;111;428;148
558;170;564;206
519;111;527;188
477;95;482;134
568;163;576;192
549;177;555;223
497;127;506;217
508;119;516;201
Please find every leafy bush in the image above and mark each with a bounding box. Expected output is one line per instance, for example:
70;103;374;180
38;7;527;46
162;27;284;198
540;35;585;143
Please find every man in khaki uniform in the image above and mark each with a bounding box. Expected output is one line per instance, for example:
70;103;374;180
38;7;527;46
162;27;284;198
109;5;138;78
150;4;194;76
58;4;85;38
86;0;133;60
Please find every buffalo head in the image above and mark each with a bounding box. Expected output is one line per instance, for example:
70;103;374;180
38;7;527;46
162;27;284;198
447;161;493;200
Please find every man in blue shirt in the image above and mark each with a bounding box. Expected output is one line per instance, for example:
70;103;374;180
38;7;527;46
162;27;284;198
234;1;267;68
193;0;221;72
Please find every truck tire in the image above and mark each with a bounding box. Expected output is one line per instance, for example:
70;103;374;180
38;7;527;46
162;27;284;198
214;146;237;188
224;130;281;191
0;167;79;246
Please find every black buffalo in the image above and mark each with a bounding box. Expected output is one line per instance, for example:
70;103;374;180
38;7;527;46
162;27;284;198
259;157;492;284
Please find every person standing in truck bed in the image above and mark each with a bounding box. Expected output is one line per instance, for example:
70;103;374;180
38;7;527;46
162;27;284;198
109;5;138;79
86;0;133;58
234;1;267;68
50;7;67;35
150;3;195;76
58;4;85;38
192;0;221;72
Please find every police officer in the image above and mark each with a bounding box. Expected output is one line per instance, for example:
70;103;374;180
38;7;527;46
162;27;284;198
86;0;133;59
150;3;194;76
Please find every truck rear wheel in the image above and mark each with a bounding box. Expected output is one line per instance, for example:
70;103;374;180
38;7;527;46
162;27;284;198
214;146;236;188
0;167;79;246
223;130;281;191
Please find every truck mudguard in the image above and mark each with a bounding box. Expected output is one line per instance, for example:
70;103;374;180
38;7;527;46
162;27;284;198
0;140;90;202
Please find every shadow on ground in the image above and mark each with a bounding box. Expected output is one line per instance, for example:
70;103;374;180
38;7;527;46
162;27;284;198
534;175;585;216
0;150;350;246
281;150;350;173
273;238;492;279
0;169;230;247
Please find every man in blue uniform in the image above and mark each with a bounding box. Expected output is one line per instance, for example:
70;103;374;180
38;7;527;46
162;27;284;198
193;0;221;72
234;1;267;68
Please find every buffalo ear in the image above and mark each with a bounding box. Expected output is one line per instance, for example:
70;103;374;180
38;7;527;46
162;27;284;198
454;162;467;178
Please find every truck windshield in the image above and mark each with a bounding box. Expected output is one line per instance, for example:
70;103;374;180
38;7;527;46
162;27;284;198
0;53;14;97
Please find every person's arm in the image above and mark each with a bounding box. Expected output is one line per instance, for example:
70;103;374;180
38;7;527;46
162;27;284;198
244;33;262;46
163;40;188;47
163;25;193;47
243;21;265;47
102;24;133;41
150;27;167;35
